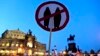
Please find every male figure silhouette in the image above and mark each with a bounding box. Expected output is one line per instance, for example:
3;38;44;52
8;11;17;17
44;7;51;28
54;7;61;28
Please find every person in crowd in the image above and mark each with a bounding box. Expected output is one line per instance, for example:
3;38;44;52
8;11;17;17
84;51;90;56
97;49;100;56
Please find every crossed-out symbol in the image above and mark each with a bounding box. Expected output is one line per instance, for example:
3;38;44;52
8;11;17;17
40;7;64;28
35;1;69;32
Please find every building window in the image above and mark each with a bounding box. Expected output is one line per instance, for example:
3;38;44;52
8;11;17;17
2;43;5;46
18;48;24;53
11;43;14;47
16;44;19;47
6;42;9;47
27;42;33;48
0;50;4;53
20;44;23;47
35;45;37;48
28;49;32;55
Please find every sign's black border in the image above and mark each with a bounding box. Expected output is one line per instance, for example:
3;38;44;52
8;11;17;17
35;1;69;32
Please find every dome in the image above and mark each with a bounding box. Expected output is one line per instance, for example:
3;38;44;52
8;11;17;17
2;29;26;39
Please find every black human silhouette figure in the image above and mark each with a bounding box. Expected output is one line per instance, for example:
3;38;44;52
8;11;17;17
54;7;61;28
44;7;51;28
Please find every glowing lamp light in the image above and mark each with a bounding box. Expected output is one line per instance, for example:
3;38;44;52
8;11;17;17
63;51;66;55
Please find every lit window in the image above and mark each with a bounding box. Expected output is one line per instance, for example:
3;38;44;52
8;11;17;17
18;48;22;53
6;50;9;54
16;44;19;47
2;43;5;46
35;45;37;48
28;49;32;55
27;42;33;48
0;50;4;53
20;44;23;47
11;44;14;47
6;43;9;47
11;50;17;54
18;48;24;53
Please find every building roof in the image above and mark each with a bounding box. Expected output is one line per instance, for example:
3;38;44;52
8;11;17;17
2;29;26;39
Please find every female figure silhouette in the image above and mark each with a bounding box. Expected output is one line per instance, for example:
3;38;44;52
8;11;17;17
54;7;61;28
44;7;51;28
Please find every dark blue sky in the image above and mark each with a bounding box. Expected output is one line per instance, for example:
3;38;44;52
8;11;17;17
0;0;100;52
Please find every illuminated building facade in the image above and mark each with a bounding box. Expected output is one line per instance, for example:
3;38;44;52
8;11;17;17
0;29;46;56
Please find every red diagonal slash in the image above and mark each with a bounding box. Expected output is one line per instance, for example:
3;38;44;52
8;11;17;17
38;9;65;21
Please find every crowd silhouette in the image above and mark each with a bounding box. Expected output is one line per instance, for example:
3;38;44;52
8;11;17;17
63;49;100;56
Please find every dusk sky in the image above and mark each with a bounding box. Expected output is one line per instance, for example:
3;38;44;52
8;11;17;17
0;0;100;52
